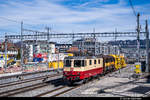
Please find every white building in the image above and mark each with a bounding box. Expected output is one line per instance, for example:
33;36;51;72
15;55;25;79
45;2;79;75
24;40;56;61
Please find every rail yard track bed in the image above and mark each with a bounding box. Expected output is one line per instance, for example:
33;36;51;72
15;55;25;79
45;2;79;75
57;65;150;97
11;77;64;97
1;64;150;97
0;70;61;86
0;74;63;97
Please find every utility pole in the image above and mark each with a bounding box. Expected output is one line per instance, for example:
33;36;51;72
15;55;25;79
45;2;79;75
35;31;38;70
4;33;7;72
93;28;96;56
145;20;149;73
72;30;75;44
115;28;117;55
137;13;140;63
20;21;23;70
46;27;50;69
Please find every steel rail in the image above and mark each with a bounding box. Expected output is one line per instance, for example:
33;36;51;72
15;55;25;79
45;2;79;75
0;72;62;89
0;70;52;80
36;66;121;97
0;73;62;97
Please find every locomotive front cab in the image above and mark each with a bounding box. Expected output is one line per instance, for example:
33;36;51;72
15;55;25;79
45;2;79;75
63;57;86;83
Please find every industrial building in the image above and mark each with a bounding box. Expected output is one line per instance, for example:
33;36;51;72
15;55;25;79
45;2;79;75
72;38;120;56
99;43;120;55
121;48;146;59
72;38;100;55
55;44;72;53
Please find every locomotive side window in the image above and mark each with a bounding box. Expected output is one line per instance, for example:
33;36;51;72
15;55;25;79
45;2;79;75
89;60;92;65
98;59;100;64
82;60;85;67
94;60;97;64
74;60;81;67
65;60;71;67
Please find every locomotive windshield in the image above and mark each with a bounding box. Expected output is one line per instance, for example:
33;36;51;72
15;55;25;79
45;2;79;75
65;60;71;67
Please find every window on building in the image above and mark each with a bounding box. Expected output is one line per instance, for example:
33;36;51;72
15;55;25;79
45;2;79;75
94;60;97;64
89;60;92;65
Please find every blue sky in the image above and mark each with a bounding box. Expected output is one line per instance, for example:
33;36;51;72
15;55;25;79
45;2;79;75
0;0;150;42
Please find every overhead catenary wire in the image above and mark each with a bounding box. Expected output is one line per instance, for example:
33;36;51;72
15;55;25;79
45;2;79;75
129;0;137;17
0;16;42;30
0;16;21;24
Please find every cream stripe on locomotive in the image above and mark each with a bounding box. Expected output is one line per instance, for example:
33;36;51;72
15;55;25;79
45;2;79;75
64;58;103;72
82;58;103;72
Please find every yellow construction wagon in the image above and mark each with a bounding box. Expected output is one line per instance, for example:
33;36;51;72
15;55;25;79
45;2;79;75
109;54;126;70
49;61;64;70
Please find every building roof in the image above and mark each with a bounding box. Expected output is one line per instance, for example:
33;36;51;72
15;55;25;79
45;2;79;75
67;46;79;52
23;40;56;44
55;44;72;46
0;42;18;51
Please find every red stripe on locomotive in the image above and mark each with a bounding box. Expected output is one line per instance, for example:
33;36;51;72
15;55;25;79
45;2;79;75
63;67;103;81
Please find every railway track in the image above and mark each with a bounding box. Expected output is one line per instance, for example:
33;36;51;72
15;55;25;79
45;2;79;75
35;75;111;97
34;65;150;97
51;86;80;97
0;73;62;97
1;65;140;97
49;65;137;97
0;72;62;88
35;68;120;97
0;70;52;80
35;86;68;97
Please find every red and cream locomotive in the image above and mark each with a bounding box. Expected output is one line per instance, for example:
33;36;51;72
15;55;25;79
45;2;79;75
63;55;118;85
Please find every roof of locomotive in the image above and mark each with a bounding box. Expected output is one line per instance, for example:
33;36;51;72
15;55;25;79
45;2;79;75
64;55;114;60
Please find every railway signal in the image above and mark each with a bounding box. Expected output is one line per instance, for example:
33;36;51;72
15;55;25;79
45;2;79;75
134;62;141;74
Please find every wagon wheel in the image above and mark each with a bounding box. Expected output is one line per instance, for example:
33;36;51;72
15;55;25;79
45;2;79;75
83;78;88;84
68;81;74;86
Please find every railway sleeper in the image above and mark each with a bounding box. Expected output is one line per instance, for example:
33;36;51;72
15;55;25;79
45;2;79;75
42;76;49;82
